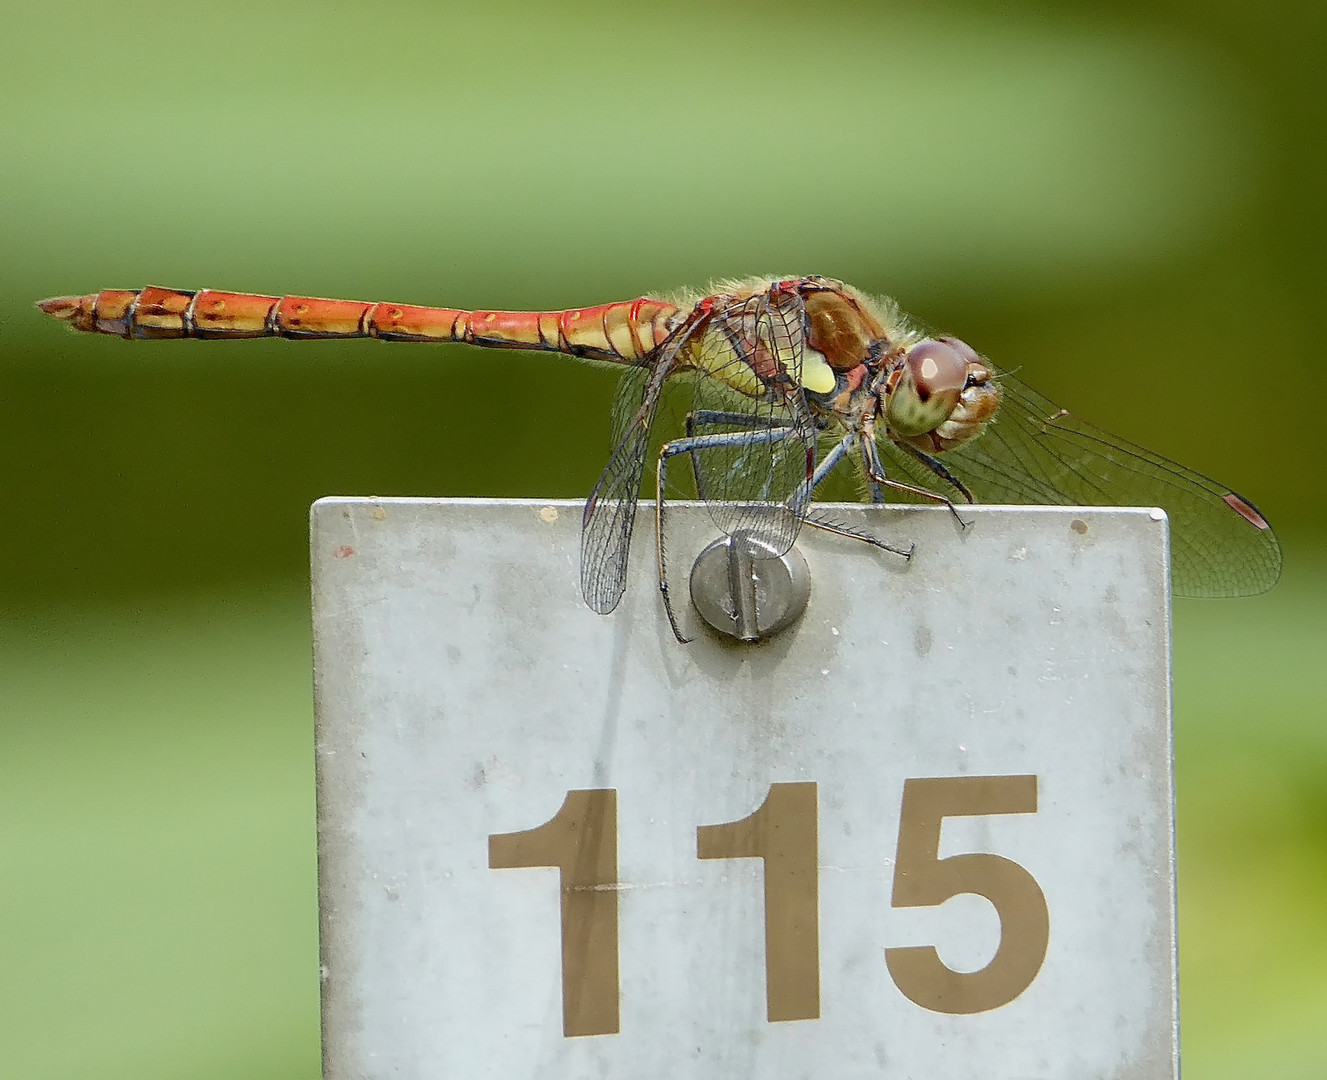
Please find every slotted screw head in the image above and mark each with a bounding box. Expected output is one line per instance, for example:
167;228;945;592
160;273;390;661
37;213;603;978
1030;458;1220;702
689;531;811;641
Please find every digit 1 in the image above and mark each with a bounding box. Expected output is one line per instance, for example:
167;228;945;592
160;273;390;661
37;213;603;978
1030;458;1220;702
488;789;619;1037
697;782;820;1022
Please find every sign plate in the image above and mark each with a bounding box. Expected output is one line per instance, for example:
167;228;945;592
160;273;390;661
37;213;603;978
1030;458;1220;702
312;498;1176;1079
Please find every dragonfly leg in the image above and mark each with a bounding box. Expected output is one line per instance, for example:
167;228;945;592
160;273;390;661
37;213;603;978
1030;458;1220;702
825;431;888;503
808;430;854;487
802;431;914;555
896;440;975;504
861;434;972;529
655;425;805;643
802;513;916;558
687;409;796;427
684;410;795;500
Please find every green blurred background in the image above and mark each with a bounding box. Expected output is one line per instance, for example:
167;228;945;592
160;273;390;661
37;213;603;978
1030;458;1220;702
2;0;1323;1075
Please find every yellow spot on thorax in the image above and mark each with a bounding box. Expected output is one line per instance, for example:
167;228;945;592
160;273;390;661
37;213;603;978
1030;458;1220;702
795;349;836;394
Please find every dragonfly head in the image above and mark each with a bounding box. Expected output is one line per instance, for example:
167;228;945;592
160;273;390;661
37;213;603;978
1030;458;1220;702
883;336;1000;451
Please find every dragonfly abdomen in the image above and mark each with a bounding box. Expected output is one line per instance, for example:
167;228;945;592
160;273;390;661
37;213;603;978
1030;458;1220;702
37;286;682;364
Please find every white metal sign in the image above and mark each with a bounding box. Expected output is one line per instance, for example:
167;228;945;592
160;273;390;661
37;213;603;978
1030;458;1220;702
312;498;1176;1079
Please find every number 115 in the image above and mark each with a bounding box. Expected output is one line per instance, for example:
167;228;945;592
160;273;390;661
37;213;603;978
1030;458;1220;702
489;774;1049;1037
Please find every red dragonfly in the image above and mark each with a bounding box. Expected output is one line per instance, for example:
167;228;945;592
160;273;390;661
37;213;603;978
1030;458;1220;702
39;276;1280;639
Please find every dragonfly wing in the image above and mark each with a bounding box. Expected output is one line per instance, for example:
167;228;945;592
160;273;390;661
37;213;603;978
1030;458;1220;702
580;358;675;614
683;287;818;556
875;366;1282;597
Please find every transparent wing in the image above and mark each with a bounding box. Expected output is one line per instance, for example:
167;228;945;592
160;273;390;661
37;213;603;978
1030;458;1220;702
579;350;679;614
874;366;1282;597
682;287;818;556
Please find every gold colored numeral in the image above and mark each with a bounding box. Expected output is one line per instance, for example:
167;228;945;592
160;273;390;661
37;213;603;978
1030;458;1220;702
697;782;820;1022
489;776;1049;1036
885;775;1049;1015
488;789;619;1037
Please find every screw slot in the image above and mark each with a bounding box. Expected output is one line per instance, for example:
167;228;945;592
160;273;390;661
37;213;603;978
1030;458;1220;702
689;531;811;641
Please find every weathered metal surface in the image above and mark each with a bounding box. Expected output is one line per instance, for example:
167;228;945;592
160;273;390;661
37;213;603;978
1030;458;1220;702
313;499;1176;1079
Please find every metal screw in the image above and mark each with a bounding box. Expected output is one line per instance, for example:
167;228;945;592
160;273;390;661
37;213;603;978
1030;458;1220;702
689;531;811;641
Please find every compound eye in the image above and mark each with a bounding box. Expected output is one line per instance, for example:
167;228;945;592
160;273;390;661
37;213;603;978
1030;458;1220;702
905;340;968;402
937;335;980;366
886;339;967;437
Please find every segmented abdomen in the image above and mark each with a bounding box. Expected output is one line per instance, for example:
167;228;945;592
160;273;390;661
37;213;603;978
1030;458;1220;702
37;286;683;365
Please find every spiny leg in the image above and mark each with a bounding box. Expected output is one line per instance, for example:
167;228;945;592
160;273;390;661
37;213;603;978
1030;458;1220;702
800;431;915;556
896;439;975;504
801;514;916;558
861;431;972;529
828;432;889;504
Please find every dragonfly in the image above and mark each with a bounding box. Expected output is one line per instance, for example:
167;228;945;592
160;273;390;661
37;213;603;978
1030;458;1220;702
38;276;1281;640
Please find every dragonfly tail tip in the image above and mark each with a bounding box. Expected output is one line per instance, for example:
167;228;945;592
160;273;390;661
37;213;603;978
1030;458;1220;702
36;295;83;321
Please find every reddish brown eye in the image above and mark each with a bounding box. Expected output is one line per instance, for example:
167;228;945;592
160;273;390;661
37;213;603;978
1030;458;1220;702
904;340;967;403
938;335;980;365
886;339;969;437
